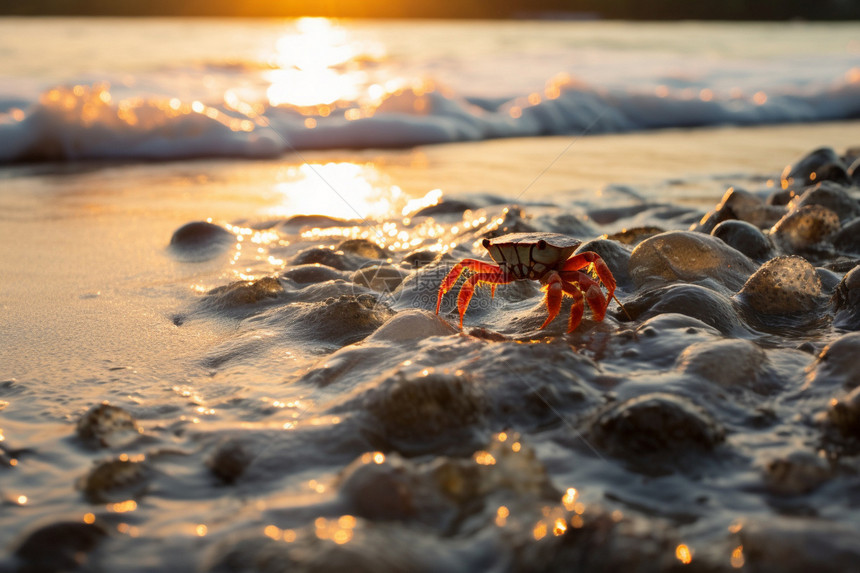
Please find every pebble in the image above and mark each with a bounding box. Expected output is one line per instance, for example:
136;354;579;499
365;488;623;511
676;338;773;393
736;255;822;315
787;181;860;224
282;264;347;284
710;219;774;262
363;370;487;456
367;310;458;343
200;276;285;310
14;521;108;572
805;332;860;390
832;265;860;329
826;386;860;438
168;221;235;261
336;238;387;259
629;230;757;292
587;392;724;474
76;403;141;448
770;205;841;257
781;146;851;188
77;456;151;503
762;450;831;496
352;265;409;293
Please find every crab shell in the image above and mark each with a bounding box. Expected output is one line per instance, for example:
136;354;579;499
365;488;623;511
481;232;583;280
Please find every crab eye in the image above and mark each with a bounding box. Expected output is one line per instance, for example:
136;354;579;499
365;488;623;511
482;238;491;249
537;239;547;249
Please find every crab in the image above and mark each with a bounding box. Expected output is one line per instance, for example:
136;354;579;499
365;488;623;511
435;232;621;332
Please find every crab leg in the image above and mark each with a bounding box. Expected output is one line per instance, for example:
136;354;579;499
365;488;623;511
560;271;610;322
435;259;503;314
455;270;511;328
559;252;617;301
540;271;564;329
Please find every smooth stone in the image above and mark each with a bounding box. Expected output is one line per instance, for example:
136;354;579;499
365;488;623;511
781;146;851;188
201;276;285;309
762;450;831;496
77;457;151;503
352;265;409;293
832;219;860;255
806;332;860;390
14;521;108;572
827;386;860;437
368;310;457;343
363;370;487;456
676;339;772;393
207;439;252;484
629;284;743;336
336;238;387;259
770;205;840;257
289;246;357;271
282;264;347;284
629;230;757;292
788;181;860;224
736;256;822;315
718;186;785;229
711;219;774;262
76;403;141;448
168;221;236;261
848;155;860;186
833;265;860;329
587;392;724;474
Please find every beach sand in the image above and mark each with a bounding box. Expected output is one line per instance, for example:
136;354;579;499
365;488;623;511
2;121;860;570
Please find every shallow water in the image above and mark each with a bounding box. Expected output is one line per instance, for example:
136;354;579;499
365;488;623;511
2;135;860;571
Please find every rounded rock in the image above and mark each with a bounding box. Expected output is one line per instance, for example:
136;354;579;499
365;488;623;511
711;219;774;262
788;181;860;224
781;146;851;188
676;338;772;392
770;205;840;256
352;265;409;293
368;310;458;343
762;450;831;496
168;221;235;261
587;392;724;473
629;230;757;292
833;266;860;329
827;386;860;437
806;332;860;390
76;403;141;448
736;255;822;315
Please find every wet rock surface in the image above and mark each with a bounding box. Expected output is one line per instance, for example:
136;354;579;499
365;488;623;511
8;145;860;572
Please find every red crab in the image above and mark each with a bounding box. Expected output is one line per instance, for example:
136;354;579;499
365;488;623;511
435;232;620;332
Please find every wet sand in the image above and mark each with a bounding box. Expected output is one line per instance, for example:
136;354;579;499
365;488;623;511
1;121;860;571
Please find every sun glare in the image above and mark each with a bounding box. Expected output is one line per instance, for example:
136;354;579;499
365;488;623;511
265;18;383;109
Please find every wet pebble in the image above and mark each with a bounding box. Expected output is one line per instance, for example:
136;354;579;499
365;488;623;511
168;221;235;261
77;456;151;503
781;146;851;188
367;310;457;343
736;255;823;315
352;265;409;293
826;386;860;438
289;294;395;346
207;439;253;484
200;276;285;310
676;338;775;394
281;264;347;285
289;246;358;271
363;370;488;456
832;219;860;255
833;265;860;329
736;517;860;573
770;205;840;257
628;284;742;335
710;219;773;262
586;392;724;475
762;450;831;496
14;520;108;572
76;403;141;448
787;181;860;224
629;230;756;292
805;332;860;390
693;186;785;232
336;238;387;259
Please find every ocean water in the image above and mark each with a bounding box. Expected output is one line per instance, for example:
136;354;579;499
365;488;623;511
1;18;859;161
2;17;860;573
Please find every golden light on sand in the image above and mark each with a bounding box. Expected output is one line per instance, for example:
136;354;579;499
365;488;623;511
270;162;401;221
